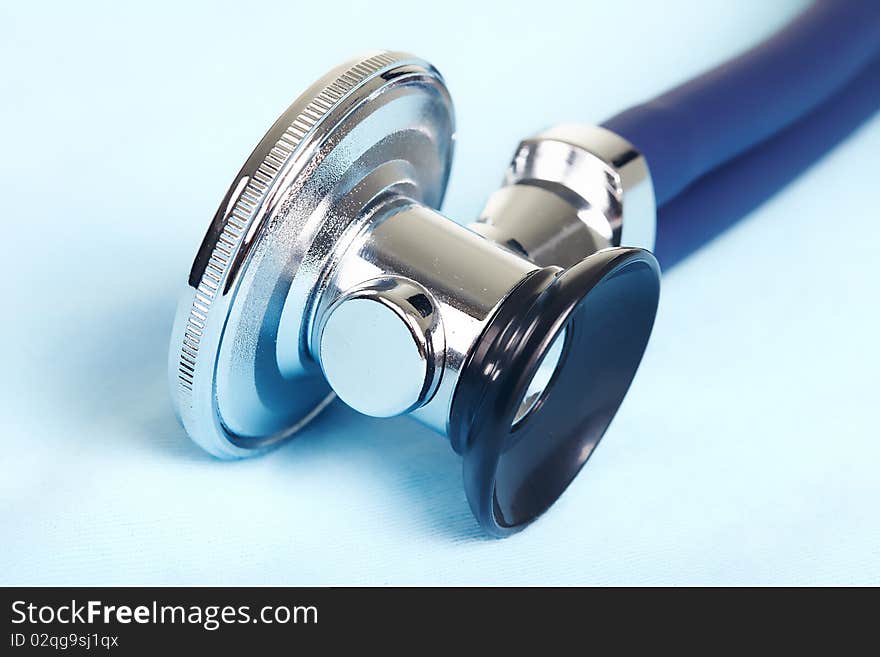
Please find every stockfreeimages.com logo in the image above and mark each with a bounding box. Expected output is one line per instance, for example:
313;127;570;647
11;600;317;631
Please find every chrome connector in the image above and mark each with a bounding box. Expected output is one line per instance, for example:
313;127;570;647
474;124;655;266
168;52;663;535
169;50;658;460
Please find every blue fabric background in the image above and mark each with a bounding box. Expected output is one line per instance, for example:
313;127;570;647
3;0;878;585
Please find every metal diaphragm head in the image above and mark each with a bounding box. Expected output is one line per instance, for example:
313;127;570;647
168;52;454;458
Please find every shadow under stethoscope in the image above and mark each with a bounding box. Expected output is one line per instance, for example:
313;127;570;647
44;284;211;462
51;284;485;539
271;402;489;540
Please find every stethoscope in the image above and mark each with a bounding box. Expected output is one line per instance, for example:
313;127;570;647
169;1;880;536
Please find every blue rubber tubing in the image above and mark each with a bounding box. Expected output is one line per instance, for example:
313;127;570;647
653;54;880;269
602;1;880;206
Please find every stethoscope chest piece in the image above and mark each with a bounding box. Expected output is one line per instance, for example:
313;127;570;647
170;52;454;457
169;50;660;535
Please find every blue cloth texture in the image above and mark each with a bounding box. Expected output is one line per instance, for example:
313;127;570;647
2;0;879;585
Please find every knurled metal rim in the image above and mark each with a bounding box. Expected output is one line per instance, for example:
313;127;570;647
169;50;441;458
177;51;402;395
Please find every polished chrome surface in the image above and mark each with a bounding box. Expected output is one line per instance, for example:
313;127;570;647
318;201;540;433
169;50;660;461
168;51;454;458
476;184;612;265
474;124;655;265
319;276;444;418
